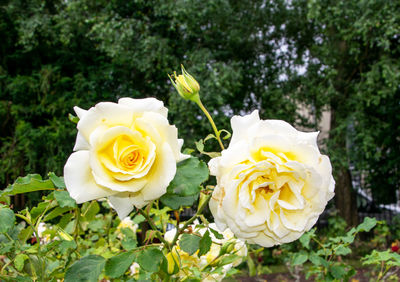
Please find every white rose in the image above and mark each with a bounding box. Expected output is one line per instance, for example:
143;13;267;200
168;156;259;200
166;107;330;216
64;98;188;218
209;110;335;247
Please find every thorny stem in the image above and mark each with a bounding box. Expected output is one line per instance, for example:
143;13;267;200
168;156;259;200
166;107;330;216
170;193;213;248
311;237;329;260
137;208;172;251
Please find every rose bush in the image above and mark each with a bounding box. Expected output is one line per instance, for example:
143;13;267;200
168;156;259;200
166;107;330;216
209;110;335;247
64;98;188;218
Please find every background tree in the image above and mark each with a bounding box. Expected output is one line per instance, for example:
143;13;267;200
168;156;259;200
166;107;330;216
1;0;399;226
281;0;400;225
0;0;298;207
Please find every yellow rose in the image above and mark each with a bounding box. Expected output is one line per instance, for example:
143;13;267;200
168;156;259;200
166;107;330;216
209;110;335;247
64;98;188;218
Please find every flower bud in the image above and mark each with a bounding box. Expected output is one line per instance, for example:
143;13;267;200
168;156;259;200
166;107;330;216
166;251;179;274
168;65;200;102
219;241;235;256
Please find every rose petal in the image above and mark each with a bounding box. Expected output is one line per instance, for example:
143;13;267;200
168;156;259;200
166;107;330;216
73;132;90;151
138;112;186;162
140;143;176;201
73;106;87;119
64;151;116;203
118;97;168;118
229;110;260;146
77;102;135;141
108;191;147;218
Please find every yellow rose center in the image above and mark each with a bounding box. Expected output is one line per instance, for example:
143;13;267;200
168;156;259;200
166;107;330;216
237;147;306;212
95;126;156;182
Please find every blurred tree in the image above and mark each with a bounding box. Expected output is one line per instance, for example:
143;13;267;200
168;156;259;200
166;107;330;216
281;0;400;225
0;0;298;207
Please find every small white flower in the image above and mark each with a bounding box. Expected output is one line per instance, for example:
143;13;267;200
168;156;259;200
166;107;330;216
37;223;52;244
116;217;138;239
129;262;140;276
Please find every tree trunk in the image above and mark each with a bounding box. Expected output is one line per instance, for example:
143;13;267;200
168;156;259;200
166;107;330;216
330;107;359;227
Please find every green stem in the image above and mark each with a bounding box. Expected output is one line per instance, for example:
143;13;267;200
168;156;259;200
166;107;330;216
137;209;171;251
194;98;225;151
74;206;80;240
4;233;14;243
170;193;212;248
0;259;12;275
312;237;329;260
15;213;45;280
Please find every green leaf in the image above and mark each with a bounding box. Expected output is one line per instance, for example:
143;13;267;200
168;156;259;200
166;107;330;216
299;230;315;249
132;214;145;224
160;194;199;210
18;227;33;243
44;206;73;221
247;253;256;277
14;254;29;271
105;251;137;278
356;217;377;232
330;264;347;279
219;129;231;140
121;228;137;251
48;172;66;188
292;252;308;265
137;248;165;272
309;253;322;266
58;240;77;255
160;157;208;209
209;227;224;239
334;245;352;256
1;174;55;196
81;201;100;221
68;113;79;124
204;134;217;142
218;254;239;265
195;140;205;152
179;233;201;256
54;190;77;208
15;276;33;282
0;206;15;233
341;233;355;244
169;157;208;195
30;201;57;222
88;219;104;232
198;230;212;257
65;255;106;282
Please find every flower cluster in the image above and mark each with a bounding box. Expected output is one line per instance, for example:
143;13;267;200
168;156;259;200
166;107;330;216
64;66;334;259
164;222;247;281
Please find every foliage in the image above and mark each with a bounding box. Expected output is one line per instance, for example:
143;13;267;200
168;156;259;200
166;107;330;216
276;217;378;281
362;250;400;281
0;170;236;281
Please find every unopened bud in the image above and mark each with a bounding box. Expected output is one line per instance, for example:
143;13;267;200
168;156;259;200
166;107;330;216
219;241;235;256
168;65;200;102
